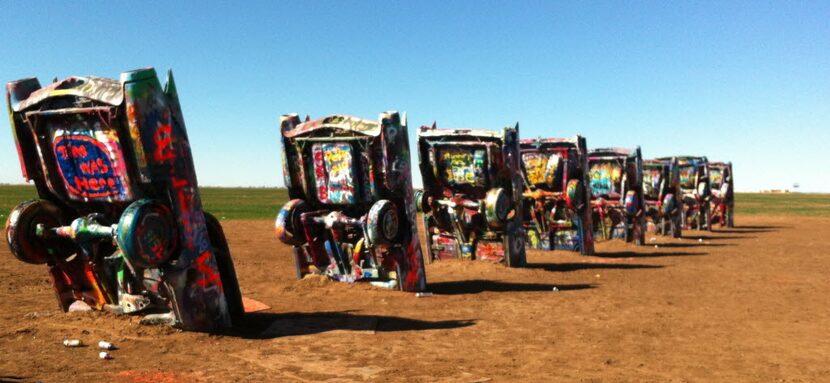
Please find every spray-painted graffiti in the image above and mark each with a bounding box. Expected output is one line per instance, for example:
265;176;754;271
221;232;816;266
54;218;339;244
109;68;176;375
679;166;696;189
52;133;131;201
710;168;722;188
440;147;486;186
642;168;662;199
418;124;526;266
277;112;426;292
312;142;356;204
519;137;595;254
589;162;622;196
523;152;561;187
475;241;505;262
6;69;240;332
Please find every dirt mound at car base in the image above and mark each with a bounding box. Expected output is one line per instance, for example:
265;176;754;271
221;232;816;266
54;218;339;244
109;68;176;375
1;216;828;382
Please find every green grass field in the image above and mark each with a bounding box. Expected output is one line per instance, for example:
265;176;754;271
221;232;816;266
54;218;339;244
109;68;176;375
0;185;827;221
0;185;288;221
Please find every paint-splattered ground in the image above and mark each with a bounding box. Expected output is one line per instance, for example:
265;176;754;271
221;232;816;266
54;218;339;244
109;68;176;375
1;215;829;382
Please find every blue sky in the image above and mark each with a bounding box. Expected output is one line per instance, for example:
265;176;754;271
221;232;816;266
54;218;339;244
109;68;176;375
1;1;828;192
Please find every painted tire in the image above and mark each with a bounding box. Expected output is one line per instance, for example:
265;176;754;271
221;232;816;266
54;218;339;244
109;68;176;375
565;179;584;209
662;193;676;216
6;199;74;264
414;190;429;213
484;188;510;229
116;199;178;268
366;200;399;246
275;199;310;245
624;191;639;215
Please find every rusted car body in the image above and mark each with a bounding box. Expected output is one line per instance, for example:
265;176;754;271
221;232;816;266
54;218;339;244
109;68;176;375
588;147;646;245
416;124;526;267
708;161;734;228
642;158;683;238
4;68;242;331
660;156;711;230
519;136;595;254
275;113;426;291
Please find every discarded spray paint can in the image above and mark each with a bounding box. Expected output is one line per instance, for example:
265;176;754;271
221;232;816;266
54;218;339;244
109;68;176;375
63;339;82;347
415;292;433;298
98;340;115;350
99;351;112;360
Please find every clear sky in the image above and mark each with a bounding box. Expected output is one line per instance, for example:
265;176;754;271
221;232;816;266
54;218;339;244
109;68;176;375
1;1;828;192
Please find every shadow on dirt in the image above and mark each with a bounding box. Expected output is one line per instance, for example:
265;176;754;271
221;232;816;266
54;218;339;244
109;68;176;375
428;280;594;295
732;225;787;230
526;263;663;272
685;235;752;241
223;311;476;339
712;228;779;234
653;242;735;248
595;251;708;258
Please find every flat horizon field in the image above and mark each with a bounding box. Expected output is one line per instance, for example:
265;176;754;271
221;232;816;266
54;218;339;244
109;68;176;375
0;184;827;221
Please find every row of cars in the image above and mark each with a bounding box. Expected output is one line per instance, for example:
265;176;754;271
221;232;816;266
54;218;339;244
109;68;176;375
275;113;735;289
4;69;733;331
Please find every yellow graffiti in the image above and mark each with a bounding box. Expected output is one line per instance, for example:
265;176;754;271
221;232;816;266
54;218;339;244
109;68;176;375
440;148;481;185
523;153;547;185
323;144;352;181
710;169;722;187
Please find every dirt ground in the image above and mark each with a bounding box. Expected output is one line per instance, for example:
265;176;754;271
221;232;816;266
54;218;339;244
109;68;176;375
1;215;828;382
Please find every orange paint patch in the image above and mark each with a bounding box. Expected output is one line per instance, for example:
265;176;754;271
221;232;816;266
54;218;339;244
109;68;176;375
242;296;270;313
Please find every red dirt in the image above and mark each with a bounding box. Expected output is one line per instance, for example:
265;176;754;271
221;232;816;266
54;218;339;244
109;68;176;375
1;215;828;382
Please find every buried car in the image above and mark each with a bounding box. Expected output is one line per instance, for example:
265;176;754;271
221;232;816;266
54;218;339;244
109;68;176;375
587;147;646;245
642;158;683;238
4;68;243;331
416;123;526;267
708;161;734;228
519;136;595;254
275;112;426;292
659;156;711;230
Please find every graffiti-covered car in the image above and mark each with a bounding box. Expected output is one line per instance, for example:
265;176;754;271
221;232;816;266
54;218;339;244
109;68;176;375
4;68;243;331
416;124;526;267
659;156;711;230
519;136;594;254
275;112;426;292
642;158;682;238
588;147;646;245
708;161;734;228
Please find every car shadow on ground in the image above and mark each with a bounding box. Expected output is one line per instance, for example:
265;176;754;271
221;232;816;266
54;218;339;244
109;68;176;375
652;242;735;248
731;225;788;230
594;251;708;258
684;235;753;241
526;263;663;272
428;280;595;295
222;311;476;339
712;228;781;234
